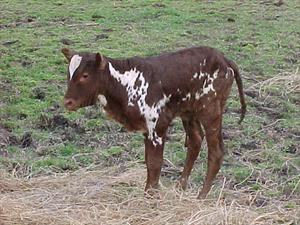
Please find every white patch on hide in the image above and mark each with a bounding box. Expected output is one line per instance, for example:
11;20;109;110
98;95;107;107
109;62;170;146
226;67;234;79
140;94;170;146
198;71;206;79
200;69;219;97
182;93;191;101
69;55;82;80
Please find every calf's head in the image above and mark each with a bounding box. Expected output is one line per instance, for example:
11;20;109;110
62;48;107;111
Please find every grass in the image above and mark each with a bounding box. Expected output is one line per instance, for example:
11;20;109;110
1;0;300;224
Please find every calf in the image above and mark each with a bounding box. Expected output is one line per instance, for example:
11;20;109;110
62;46;246;199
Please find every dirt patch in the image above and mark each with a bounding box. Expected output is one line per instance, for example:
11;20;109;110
2;40;19;46
274;0;284;7
38;114;84;132
95;34;109;40
0;16;36;29
34;110;137;151
91;14;105;19
60;38;74;45
19;132;33;148
241;140;260;150
252;101;284;119
0;125;11;150
0;125;35;150
152;3;166;8
31;87;46;100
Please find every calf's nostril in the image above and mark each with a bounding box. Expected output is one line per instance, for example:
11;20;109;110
64;99;75;108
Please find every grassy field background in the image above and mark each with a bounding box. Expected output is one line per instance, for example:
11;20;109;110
0;0;300;224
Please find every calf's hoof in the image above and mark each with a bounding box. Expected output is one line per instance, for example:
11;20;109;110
197;190;208;199
175;178;188;191
144;182;160;199
144;188;161;199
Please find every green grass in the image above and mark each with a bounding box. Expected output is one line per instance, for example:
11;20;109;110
1;0;300;202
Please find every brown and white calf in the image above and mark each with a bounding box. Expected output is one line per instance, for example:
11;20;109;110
62;46;246;199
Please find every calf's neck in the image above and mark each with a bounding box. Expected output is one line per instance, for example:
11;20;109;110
62;46;246;198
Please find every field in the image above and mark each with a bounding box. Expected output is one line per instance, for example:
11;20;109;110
0;0;300;224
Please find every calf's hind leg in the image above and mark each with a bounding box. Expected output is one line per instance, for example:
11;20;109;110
198;105;224;199
177;119;204;190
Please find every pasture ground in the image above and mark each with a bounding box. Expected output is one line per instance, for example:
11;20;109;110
0;0;300;224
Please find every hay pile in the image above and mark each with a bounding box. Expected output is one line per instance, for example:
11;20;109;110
0;165;299;225
251;68;300;96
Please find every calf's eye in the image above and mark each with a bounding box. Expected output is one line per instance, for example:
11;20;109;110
79;73;89;82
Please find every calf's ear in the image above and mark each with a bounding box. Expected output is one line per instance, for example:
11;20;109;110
95;53;106;70
61;48;76;62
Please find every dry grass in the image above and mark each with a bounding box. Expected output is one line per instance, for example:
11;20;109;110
250;68;300;97
0;165;299;225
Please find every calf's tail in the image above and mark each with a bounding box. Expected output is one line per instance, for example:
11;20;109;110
227;59;246;124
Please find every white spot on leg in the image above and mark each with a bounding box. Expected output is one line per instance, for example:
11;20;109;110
141;94;170;146
69;55;82;80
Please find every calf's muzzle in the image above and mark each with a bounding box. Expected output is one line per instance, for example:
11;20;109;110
64;98;77;111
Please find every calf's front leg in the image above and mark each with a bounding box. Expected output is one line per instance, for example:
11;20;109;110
143;134;166;193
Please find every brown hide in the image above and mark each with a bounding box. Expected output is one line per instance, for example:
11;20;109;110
62;46;246;198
